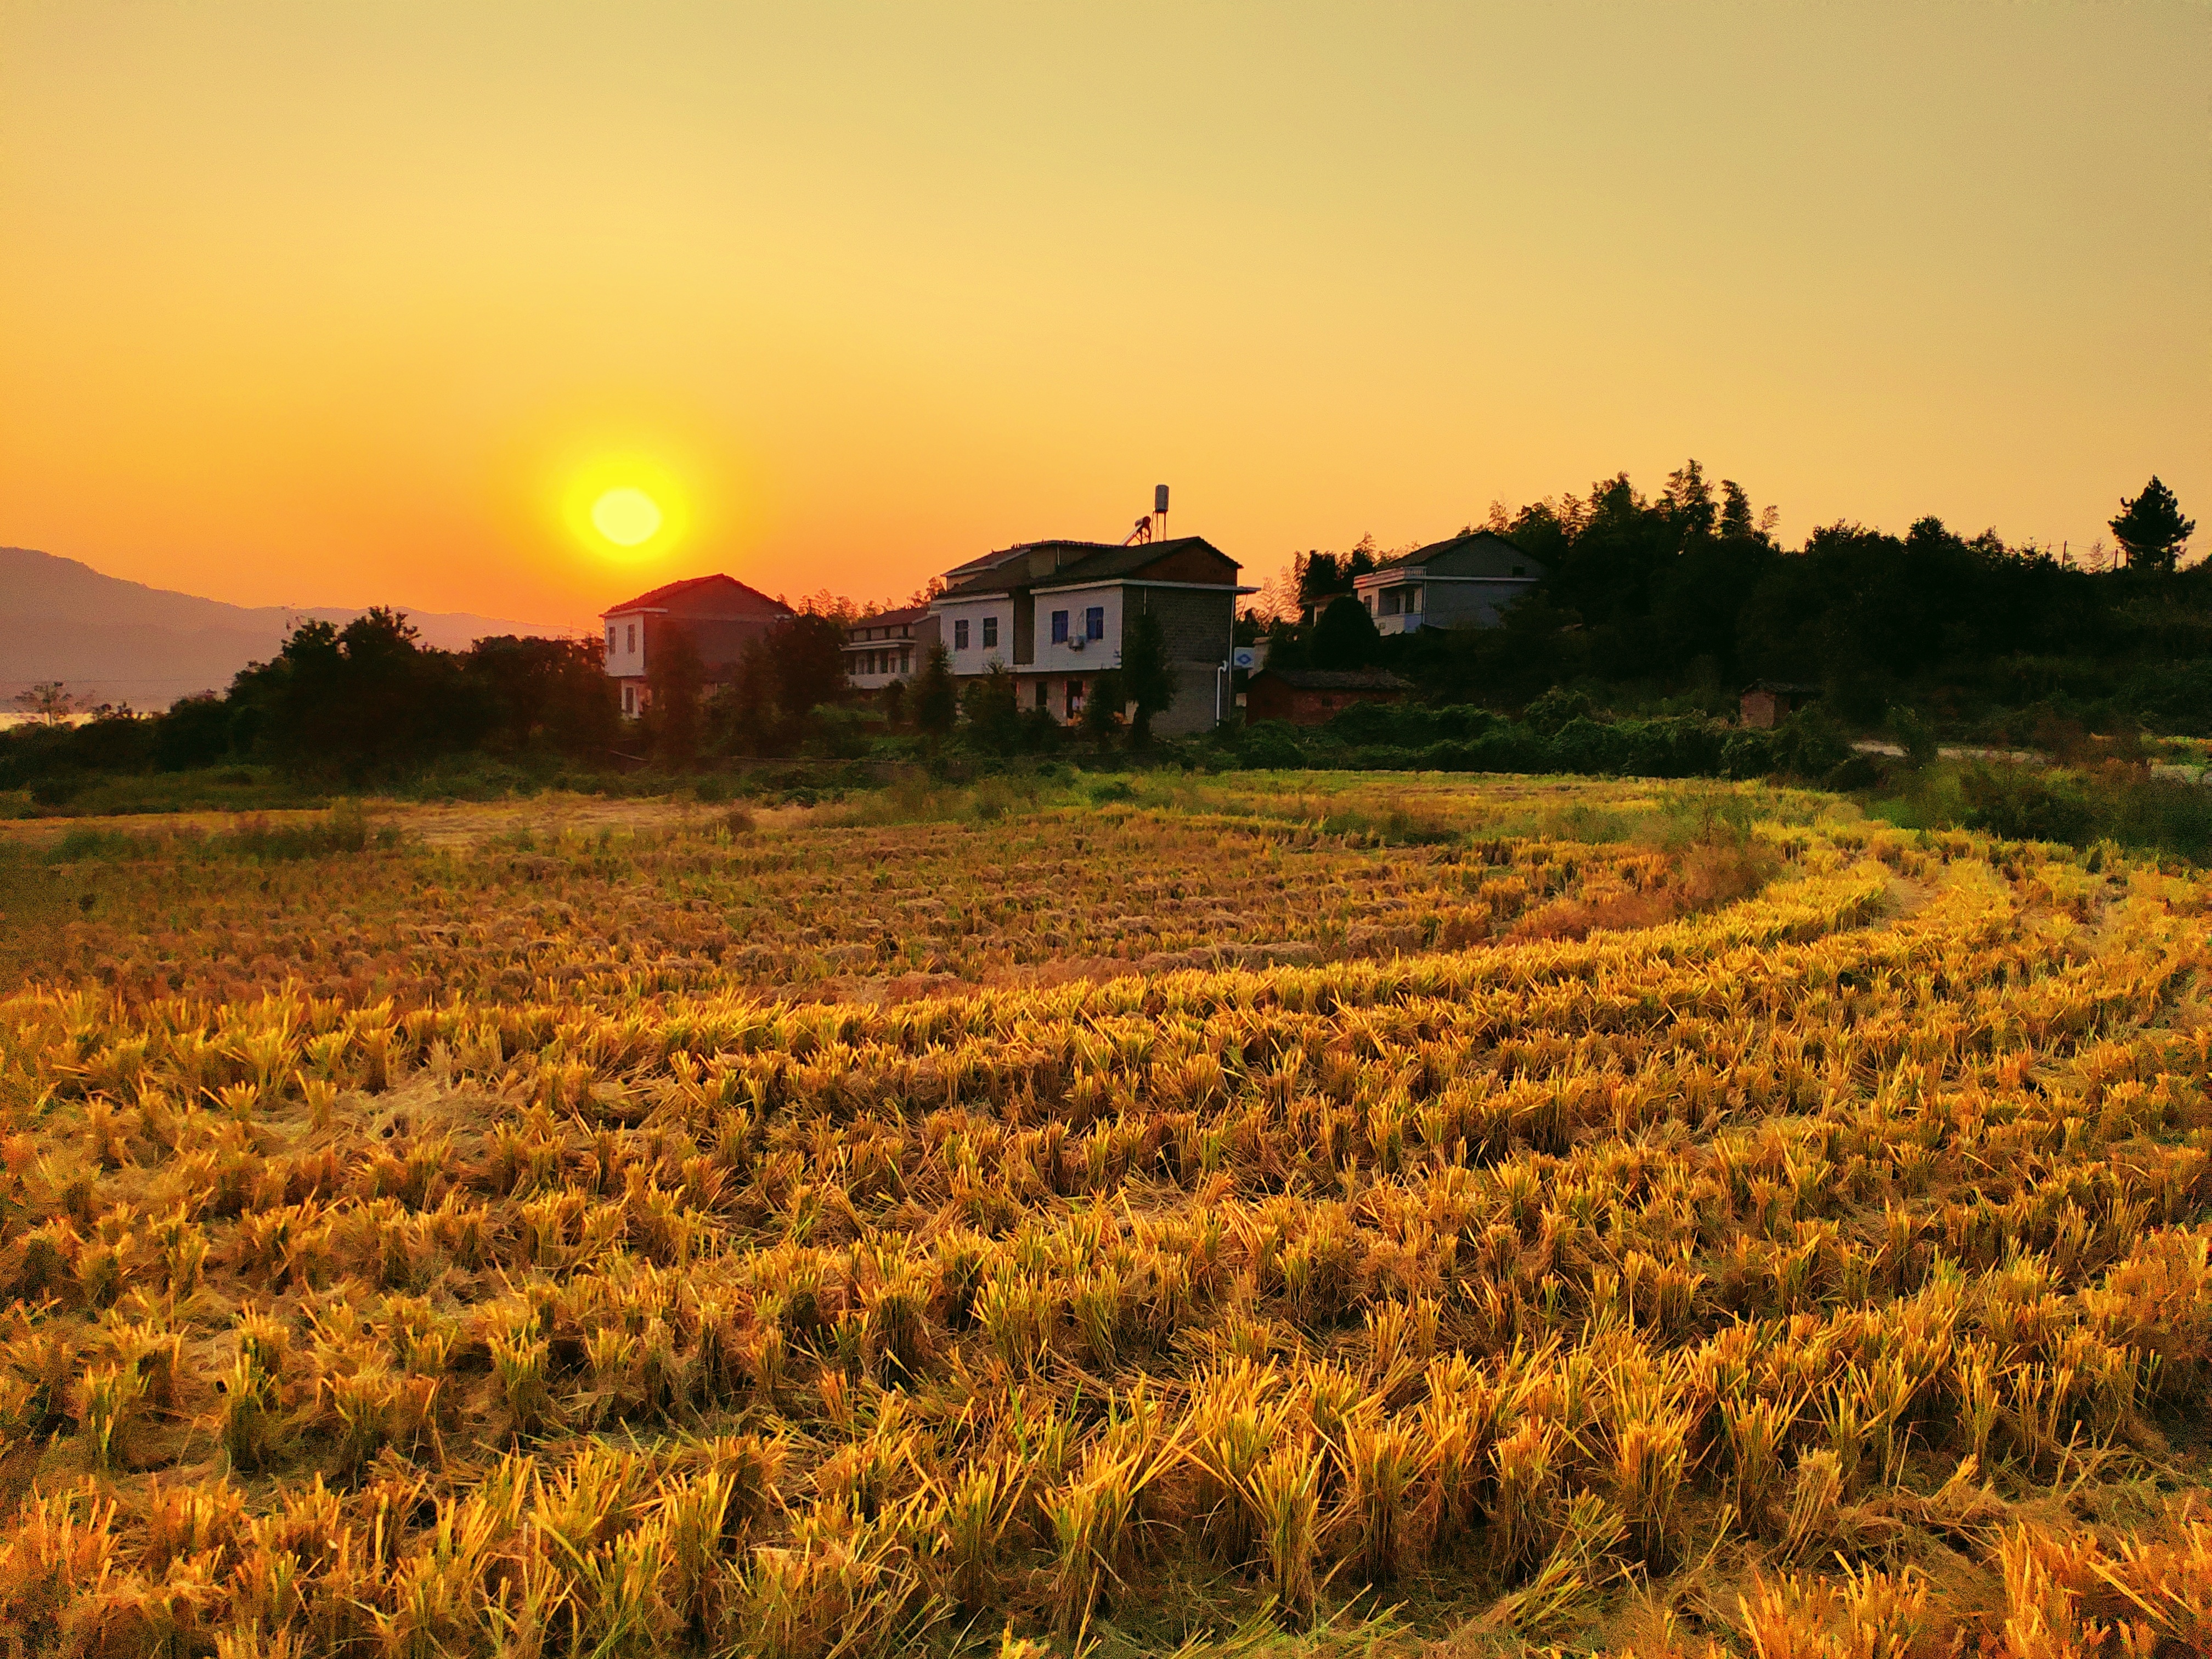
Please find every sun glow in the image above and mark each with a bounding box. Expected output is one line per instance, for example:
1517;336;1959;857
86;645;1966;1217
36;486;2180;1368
560;454;691;560
591;487;662;546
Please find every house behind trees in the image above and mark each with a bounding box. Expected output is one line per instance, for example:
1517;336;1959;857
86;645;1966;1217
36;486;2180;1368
842;605;937;692
601;575;793;716
1351;530;1544;635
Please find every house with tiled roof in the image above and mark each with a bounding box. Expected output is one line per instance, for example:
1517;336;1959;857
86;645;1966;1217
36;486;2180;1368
1350;531;1545;635
843;604;937;691
600;574;792;716
926;535;1250;734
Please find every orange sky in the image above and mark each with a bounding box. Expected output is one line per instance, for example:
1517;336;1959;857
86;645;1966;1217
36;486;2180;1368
2;2;2204;630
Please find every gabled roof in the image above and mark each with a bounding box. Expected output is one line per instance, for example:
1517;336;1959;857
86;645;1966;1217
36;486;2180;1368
601;573;793;619
1742;680;1822;697
847;604;929;635
938;536;1236;601
1361;530;1543;581
1251;669;1412;691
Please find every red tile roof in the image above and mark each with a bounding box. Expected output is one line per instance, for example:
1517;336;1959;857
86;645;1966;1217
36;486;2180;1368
601;573;792;618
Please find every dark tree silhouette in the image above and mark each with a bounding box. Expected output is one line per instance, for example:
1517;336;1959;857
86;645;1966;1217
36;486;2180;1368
2111;477;2195;574
464;635;618;757
1310;595;1383;669
1294;539;1379;612
1120;607;1178;744
772;613;851;723
646;629;704;765
1080;668;1125;742
912;644;958;735
960;663;1022;748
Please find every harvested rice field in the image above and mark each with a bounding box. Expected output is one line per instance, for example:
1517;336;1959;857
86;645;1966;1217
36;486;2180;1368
1;771;2208;1657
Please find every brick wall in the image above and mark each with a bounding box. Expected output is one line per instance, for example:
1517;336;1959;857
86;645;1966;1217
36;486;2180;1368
1124;585;1233;735
1127;585;1233;668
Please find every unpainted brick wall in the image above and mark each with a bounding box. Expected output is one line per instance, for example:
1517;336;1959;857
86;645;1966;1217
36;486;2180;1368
1127;586;1233;668
1126;585;1234;733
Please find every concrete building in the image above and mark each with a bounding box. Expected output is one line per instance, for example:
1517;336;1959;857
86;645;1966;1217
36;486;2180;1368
843;605;936;693
1352;531;1544;635
926;536;1248;735
601;575;793;717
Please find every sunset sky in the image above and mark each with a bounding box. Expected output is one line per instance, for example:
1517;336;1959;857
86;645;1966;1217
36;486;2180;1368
2;2;2204;630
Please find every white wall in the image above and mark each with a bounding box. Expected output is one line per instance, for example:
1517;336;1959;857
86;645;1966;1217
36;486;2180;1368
936;597;1013;674
603;611;648;678
1031;583;1123;674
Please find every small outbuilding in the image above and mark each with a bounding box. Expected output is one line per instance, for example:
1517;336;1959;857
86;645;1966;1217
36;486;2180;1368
1244;668;1412;727
1739;680;1821;729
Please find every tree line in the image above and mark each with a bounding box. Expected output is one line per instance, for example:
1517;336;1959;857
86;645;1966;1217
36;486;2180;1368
1257;468;2206;735
2;596;1191;793
5;466;2198;796
3;613;620;792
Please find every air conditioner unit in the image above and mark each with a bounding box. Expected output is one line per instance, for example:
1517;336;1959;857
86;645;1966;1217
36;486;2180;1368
1068;635;1085;651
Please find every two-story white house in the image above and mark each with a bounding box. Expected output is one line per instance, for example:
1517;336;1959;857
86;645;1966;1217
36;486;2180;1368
1351;531;1545;635
925;537;1248;734
601;574;793;716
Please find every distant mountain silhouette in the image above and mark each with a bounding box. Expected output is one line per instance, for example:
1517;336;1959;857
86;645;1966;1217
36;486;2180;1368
0;547;577;710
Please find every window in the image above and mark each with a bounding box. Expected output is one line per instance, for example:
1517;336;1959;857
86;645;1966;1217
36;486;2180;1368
1035;680;1048;709
1066;678;1085;717
622;684;636;715
1408;585;1423;613
1085;606;1105;641
982;615;998;648
606;625;617;651
899;649;911;675
626;624;636;653
1511;565;1526;576
954;618;970;649
1051;610;1069;644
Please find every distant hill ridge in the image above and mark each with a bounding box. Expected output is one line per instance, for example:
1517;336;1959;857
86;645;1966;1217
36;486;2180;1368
1;547;577;710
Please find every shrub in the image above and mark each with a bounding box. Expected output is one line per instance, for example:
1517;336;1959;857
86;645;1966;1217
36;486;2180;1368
1958;765;2095;845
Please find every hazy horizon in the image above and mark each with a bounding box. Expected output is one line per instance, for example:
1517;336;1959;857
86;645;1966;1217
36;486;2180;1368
3;2;2204;624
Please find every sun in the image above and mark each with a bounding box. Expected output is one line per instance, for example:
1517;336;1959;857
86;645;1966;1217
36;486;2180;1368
559;453;691;560
590;486;663;547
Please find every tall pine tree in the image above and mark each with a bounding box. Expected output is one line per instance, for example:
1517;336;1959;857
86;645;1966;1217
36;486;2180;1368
2110;476;2195;573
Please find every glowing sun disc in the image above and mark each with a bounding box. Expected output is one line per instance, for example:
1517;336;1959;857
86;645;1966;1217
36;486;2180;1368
591;487;663;546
